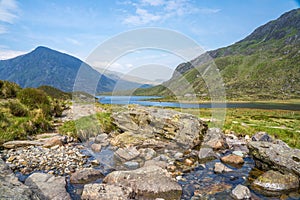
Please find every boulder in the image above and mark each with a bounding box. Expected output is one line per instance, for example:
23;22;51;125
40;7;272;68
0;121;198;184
248;141;300;176
198;147;218;162
3;140;43;149
251;132;273;142
221;154;244;166
0;159;37;200
111;105;207;149
82;183;135;200
202;128;227;150
70;168;104;184
91;143;102;152
231;184;251;200
103;165;182;199
115;147;140;161
252;170;299;194
25;172;71;200
214;162;233;173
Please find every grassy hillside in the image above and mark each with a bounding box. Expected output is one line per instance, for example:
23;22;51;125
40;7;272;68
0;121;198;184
135;9;300;101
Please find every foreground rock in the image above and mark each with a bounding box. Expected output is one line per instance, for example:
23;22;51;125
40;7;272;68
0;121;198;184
25;172;71;200
82;183;135;200
111;105;207;149
231;184;251;200
103;165;182;199
252;170;299;195
0;159;37;200
248;141;300;176
70;168;104;184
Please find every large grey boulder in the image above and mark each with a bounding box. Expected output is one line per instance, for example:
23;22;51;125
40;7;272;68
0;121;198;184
111;105;207;149
0;159;37;200
81;183;135;200
248;141;300;176
103;165;182;200
25;172;71;200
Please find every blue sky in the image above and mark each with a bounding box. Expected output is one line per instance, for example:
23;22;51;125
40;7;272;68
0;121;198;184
0;0;299;80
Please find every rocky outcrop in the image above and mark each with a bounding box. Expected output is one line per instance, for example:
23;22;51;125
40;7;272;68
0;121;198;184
248;141;300;176
111;105;207;149
25;172;71;200
70;168;104;184
0;159;37;200
81;183;135;200
252;170;299;195
103;165;182;200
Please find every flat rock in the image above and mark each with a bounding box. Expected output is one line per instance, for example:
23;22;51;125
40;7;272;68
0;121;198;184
111;105;207;149
3;140;43;149
81;183;135;200
0;159;37;200
252;170;299;194
202;128;227;150
70;168;104;184
248;141;300;176
103;165;182;200
231;184;251;200
115;147;140;161
221;154;244;166
214;162;233;173
25;172;71;200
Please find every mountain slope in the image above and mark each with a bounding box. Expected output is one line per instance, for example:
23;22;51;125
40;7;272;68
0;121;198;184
135;8;300;100
0;46;146;93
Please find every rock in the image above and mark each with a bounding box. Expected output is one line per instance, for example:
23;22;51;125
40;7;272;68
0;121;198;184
252;170;299;194
94;134;109;146
198;147;217;162
25;172;71;200
251;132;273;142
43;136;64;148
248;141;300;176
202;128;227;150
111;105;207;149
3;140;43;149
139;148;157;160
91;143;102;152
144;160;168;169
174;152;184;160
193;183;232;197
221;154;244;166
103;165;182;199
115;147;140;161
214;162;233;173
232;150;246;158
70;168;104;184
81;183;135;200
184;158;194;166
0;159;37;200
231;184;251;200
124;161;139;169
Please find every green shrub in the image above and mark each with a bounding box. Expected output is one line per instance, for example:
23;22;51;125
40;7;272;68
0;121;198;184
0;80;21;99
7;100;29;117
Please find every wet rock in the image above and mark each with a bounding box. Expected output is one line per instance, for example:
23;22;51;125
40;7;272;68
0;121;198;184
193;183;232;197
115;147;140;161
202;128;227;150
251;132;273;142
70;168;104;184
25;172;71;200
3;140;43;149
231;184;251;200
81;183;135;200
124;161;139;169
252;170;299;194
248;141;300;176
221;154;244;166
214;162;233;173
91;143;102;152
0;159;37;200
111;105;207;149
198;147;218;162
103;165;182;199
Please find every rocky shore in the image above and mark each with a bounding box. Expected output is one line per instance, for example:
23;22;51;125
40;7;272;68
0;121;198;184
1;105;300;199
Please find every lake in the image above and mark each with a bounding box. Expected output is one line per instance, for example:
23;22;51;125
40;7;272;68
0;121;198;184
97;96;300;111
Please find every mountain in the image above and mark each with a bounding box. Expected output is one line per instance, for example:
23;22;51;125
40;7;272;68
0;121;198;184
135;8;300;100
0;46;146;93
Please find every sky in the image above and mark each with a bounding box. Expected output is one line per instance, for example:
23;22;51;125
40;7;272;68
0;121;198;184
0;0;299;81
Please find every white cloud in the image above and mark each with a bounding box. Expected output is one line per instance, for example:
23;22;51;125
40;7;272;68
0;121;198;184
66;38;81;46
0;49;26;60
0;0;19;34
122;0;220;26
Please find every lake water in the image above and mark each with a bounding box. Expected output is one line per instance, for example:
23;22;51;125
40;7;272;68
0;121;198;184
97;96;300;111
